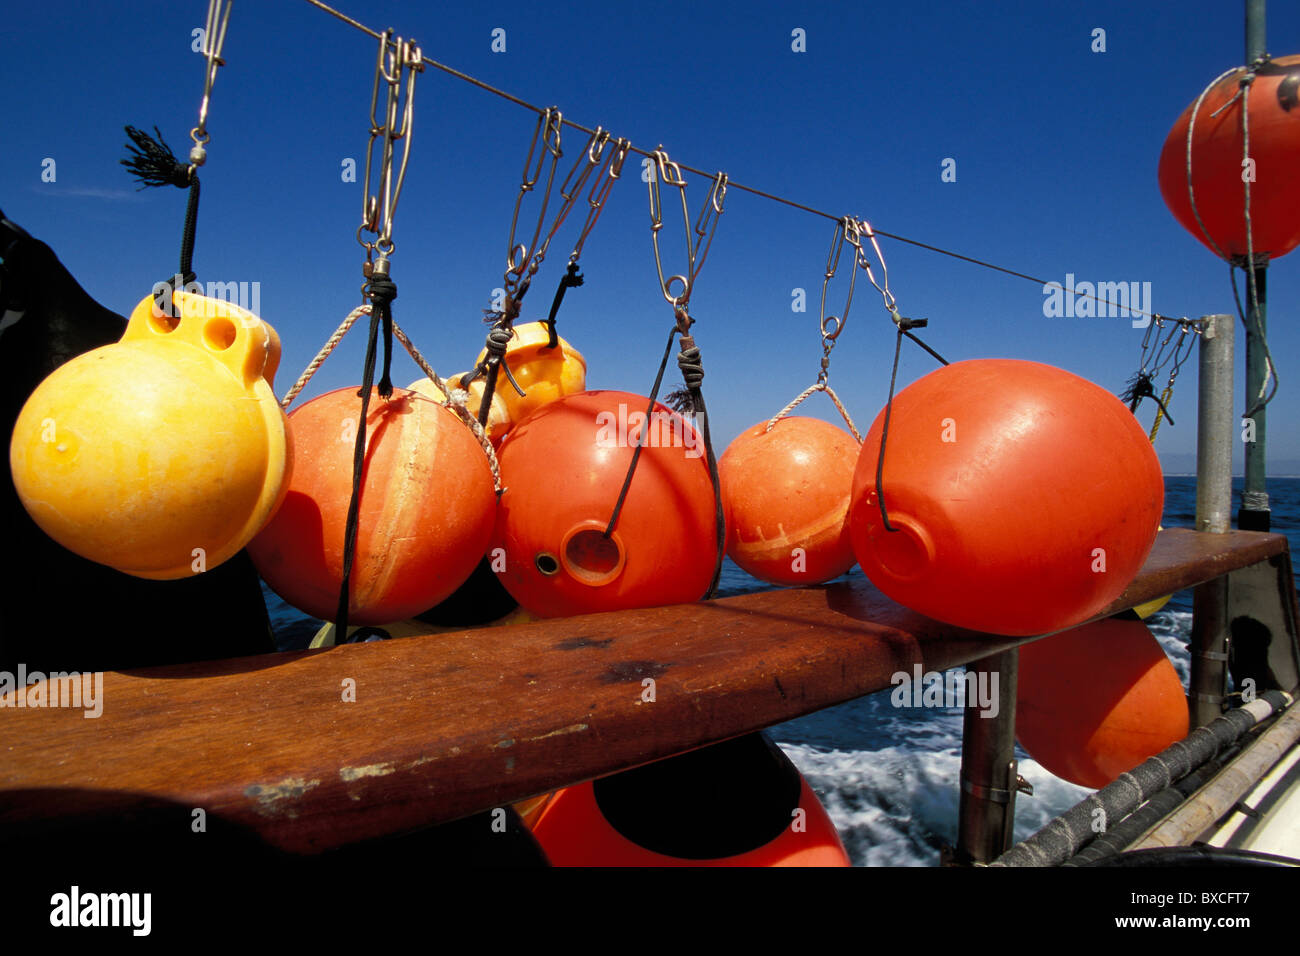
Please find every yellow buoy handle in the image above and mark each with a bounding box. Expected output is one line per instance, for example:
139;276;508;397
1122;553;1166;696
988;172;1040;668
121;290;277;390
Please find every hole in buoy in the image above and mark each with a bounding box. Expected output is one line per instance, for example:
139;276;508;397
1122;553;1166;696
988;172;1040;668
535;552;560;576
148;308;180;334
563;528;624;586
204;317;237;351
871;519;934;583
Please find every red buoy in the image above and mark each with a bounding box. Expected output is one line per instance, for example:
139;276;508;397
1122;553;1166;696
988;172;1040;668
248;387;496;625
719;417;857;585
848;360;1163;636
489;390;716;618
1157;54;1300;261
1016;616;1189;790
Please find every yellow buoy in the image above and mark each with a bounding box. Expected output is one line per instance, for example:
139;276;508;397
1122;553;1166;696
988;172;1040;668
8;289;290;580
474;321;586;425
408;371;511;446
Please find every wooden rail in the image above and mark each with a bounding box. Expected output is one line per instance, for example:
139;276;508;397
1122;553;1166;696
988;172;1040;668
0;528;1290;854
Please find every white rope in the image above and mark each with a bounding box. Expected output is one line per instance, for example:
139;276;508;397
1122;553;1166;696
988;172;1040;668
279;304;502;492
765;382;862;443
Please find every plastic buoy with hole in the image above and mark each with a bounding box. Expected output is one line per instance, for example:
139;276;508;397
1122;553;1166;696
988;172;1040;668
848;359;1163;636
8;290;290;579
719;416;857;585
1016;616;1189;790
489;389;716;618
247;386;496;626
475;321;587;426
407;372;511;447
529;733;850;866
1157;54;1300;261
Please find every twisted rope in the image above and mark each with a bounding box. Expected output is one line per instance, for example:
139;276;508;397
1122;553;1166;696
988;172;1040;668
279;305;502;492
765;382;863;442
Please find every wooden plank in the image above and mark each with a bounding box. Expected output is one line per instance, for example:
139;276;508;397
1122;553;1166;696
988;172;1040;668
0;527;1288;853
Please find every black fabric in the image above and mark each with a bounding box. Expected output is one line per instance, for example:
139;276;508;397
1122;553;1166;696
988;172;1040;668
0;216;274;672
592;732;802;859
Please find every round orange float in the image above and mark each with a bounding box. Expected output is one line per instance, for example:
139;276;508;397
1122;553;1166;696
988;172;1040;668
247;386;496;625
848;359;1163;636
475;321;587;425
1158;54;1300;261
719;416;857;585
1016;616;1189;789
529;734;850;866
489;389;716;618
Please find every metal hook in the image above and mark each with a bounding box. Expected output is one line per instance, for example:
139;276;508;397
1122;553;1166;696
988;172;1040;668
505;107;564;284
189;0;232;161
648;149;726;312
569;136;630;266
357;30;422;277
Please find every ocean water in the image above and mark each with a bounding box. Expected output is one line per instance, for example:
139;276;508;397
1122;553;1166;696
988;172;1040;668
262;476;1300;866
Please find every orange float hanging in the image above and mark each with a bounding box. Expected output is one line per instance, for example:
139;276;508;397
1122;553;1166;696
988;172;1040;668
849;359;1163;636
247;386;496;626
9;290;290;579
489;389;716;618
719;416;858;586
1157;54;1300;261
529;734;850;866
1016;616;1189;790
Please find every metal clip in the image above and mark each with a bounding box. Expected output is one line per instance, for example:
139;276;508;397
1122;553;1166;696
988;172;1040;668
568;136;630;266
357;29;423;275
849;218;899;317
504;107;563;294
188;0;233;166
648;148;726;317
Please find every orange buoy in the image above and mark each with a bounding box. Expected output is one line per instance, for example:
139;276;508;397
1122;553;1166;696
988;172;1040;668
489;390;716;618
529;734;850;866
719;416;857;585
475;321;587;426
247;386;496;625
848;359;1163;636
1157;54;1300;261
1016;616;1189;789
9;290;289;579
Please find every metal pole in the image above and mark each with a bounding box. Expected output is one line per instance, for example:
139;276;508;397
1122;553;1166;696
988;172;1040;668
1196;314;1234;534
1191;314;1235;727
1239;0;1270;532
954;649;1022;864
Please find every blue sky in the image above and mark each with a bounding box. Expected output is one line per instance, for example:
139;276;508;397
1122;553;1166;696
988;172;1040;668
4;0;1298;473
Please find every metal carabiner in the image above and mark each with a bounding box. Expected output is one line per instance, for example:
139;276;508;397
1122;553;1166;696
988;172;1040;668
569;136;630;266
819;217;858;344
357;30;422;274
189;0;232;163
505;107;563;284
648;148;692;307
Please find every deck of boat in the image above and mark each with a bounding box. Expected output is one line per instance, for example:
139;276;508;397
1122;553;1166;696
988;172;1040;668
0;527;1294;854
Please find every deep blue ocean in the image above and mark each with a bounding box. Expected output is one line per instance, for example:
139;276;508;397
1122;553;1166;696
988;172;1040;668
262;476;1300;866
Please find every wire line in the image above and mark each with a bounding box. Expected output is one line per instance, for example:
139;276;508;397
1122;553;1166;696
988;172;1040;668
302;0;1188;324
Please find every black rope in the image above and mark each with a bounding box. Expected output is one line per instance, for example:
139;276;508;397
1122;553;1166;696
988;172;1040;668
603;329;725;600
466;288;529;426
604;328;677;540
874;318;946;533
1120;372;1174;425
544;263;584;348
333;276;398;639
121;126;201;278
